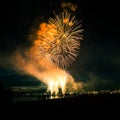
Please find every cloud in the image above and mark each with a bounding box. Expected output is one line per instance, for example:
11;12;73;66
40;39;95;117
83;72;120;90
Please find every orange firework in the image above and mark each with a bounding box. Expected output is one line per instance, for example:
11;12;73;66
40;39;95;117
31;10;84;68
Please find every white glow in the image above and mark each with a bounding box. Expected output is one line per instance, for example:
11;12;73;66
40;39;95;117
48;73;67;95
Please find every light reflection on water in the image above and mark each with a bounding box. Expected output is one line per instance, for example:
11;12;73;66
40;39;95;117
11;95;63;103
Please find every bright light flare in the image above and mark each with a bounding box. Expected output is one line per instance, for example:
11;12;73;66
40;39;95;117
48;73;67;95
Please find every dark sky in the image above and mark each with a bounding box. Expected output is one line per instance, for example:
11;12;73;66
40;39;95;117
0;0;120;90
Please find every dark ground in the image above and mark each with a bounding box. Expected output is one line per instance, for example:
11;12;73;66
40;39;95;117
0;94;120;118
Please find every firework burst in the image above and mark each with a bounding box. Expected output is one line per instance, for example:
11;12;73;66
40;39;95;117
32;10;84;68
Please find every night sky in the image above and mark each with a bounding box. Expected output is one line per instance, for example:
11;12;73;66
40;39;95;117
0;0;120;90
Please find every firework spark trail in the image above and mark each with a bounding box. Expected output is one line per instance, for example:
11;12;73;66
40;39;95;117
31;10;84;68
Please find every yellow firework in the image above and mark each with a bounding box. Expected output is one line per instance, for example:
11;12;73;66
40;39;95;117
33;10;84;68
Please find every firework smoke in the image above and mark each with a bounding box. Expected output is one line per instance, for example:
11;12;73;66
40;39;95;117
0;3;84;95
7;50;83;95
61;1;78;12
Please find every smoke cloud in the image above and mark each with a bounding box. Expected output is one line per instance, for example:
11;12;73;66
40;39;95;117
0;46;83;93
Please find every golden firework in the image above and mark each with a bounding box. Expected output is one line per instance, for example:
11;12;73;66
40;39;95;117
32;10;84;68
